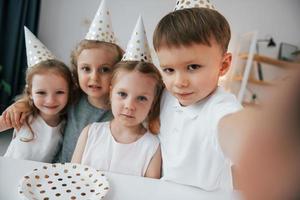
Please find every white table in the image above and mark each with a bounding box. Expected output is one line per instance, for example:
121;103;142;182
0;156;238;200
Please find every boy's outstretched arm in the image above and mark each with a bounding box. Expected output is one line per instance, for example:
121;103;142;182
0;115;12;132
218;111;252;189
2;100;31;130
71;125;90;163
144;145;162;179
218;110;254;164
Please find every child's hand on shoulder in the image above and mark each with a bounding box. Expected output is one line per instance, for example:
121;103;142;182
2;100;31;131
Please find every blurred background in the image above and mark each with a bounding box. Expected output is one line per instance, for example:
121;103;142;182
0;0;300;112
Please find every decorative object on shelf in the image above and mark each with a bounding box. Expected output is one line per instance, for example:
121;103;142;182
278;43;298;62
246;86;258;104
292;50;300;62
256;37;276;81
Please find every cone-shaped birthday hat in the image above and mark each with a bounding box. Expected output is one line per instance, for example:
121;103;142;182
122;16;152;63
85;0;116;43
24;26;56;68
174;0;216;11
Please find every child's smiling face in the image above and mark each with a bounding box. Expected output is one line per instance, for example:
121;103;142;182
156;40;231;106
31;72;69;118
77;48;116;108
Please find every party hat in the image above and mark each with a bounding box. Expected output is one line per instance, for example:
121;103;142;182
24;26;56;68
85;0;116;43
174;0;216;11
122;16;152;63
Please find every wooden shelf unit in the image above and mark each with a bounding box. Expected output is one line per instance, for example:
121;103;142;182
233;75;273;86
242;101;257;107
239;53;300;68
231;31;299;106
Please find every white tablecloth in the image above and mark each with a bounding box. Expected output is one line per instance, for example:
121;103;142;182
0;156;239;200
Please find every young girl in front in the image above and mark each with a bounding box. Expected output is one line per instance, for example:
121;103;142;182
72;61;163;178
0;27;72;163
2;0;124;163
72;16;163;178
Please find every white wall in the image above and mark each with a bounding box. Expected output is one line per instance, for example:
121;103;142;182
39;0;300;63
216;0;300;57
38;0;174;64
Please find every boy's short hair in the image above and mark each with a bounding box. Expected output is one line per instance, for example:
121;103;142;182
153;8;231;53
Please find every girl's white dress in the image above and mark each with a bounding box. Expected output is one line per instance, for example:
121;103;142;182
4;115;63;163
81;122;160;176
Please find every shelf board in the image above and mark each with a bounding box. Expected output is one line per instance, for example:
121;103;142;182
242;101;258;107
239;53;300;68
233;75;273;86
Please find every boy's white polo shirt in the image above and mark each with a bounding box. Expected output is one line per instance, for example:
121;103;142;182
159;87;242;191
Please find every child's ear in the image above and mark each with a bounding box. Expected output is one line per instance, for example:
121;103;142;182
219;52;232;76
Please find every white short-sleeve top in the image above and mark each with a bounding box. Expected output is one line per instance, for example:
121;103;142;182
159;87;242;191
81;122;160;176
4;115;63;163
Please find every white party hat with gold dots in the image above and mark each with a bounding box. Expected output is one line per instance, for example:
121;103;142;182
174;0;216;11
24;26;56;68
122;16;152;63
85;0;116;43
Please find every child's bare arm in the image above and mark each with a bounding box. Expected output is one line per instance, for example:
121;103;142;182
0;115;12;132
71;125;90;163
144;145;162;179
218;109;255;164
2;100;31;130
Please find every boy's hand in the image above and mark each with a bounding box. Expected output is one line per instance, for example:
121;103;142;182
2;101;31;131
